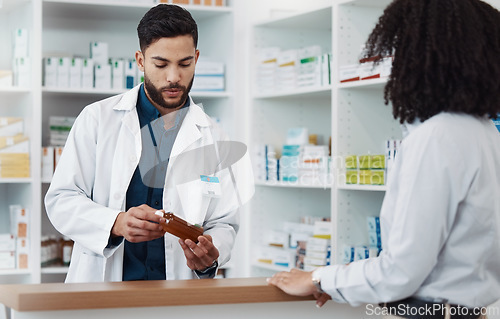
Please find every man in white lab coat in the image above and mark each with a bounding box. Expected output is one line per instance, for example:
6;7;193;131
45;4;253;282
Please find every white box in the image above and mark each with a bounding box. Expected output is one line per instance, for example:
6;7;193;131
111;59;125;90
0;118;23;136
0;234;15;251
0;70;13;87
339;64;360;83
263;230;289;249
89;42;108;65
43;57;58;87
16;237;29;269
13;57;31;88
9;205;29;238
82;58;94;88
95;64;111;90
0;138;29;153
13;28;29;58
195;61;224;75
125;59;137;89
56;57;71;88
0;251;16;269
54;146;64;168
192;75;224;91
313;221;332;238
69;58;83;89
42;146;54;181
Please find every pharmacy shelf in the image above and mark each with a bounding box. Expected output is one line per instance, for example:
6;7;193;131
41;266;68;274
337;184;387;192
254;86;332;100
43;0;232;21
338;77;388;90
0;269;31;276
337;0;392;7
256;180;332;189
1;0;31;11
42;87;231;99
251;262;291;272
0;87;31;94
0;178;33;184
255;5;332;29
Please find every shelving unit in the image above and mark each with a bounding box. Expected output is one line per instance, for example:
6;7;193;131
249;5;333;276
331;0;401;264
0;0;42;285
1;0;236;284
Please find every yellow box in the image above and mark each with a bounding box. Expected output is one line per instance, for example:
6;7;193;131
346;170;358;184
345;155;357;169
371;155;385;169
359;170;371;185
370;170;385;185
359;155;370;169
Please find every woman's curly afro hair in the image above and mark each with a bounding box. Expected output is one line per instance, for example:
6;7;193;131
363;0;500;124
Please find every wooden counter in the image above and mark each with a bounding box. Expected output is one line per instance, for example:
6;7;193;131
0;277;374;319
0;277;313;312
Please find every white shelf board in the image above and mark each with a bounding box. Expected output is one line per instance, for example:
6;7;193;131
251;261;291;272
255;5;332;30
43;87;231;99
0;269;31;276
0;178;33;184
254;86;332;99
338;77;388;90
42;0;232;22
337;184;387;192
338;0;392;8
0;87;31;94
43;87;126;96
41;266;69;274
1;0;30;12
256;179;332;189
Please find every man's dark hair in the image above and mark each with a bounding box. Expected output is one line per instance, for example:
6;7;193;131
137;4;198;52
363;0;500;124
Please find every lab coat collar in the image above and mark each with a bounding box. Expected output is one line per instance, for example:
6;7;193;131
401;118;422;139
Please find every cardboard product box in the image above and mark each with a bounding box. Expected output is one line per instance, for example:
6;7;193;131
0;134;28;150
191;75;224;91
82;58;94;89
13;57;31;88
111;59;125;90
56;57;71;88
16;237;29;269
94;63;111;90
10;205;29;238
42;146;55;181
0;70;13;87
339;64;360;83
54;146;64;168
0;234;15;251
0;251;16;269
0;139;29;154
0;118;23;136
89;42;109;66
43;57;58;87
69;58;83;89
125;59;137;89
13;28;29;58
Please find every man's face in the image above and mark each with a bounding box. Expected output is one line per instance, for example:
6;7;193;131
136;35;199;114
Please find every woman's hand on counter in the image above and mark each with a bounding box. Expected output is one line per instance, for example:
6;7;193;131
267;268;331;308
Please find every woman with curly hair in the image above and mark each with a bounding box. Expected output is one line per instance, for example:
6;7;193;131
268;1;500;318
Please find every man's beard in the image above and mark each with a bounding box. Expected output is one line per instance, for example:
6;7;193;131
144;76;194;110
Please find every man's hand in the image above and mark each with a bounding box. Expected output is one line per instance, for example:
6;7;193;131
111;204;166;243
179;235;219;271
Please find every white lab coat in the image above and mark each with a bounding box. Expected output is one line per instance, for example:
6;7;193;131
45;84;253;282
